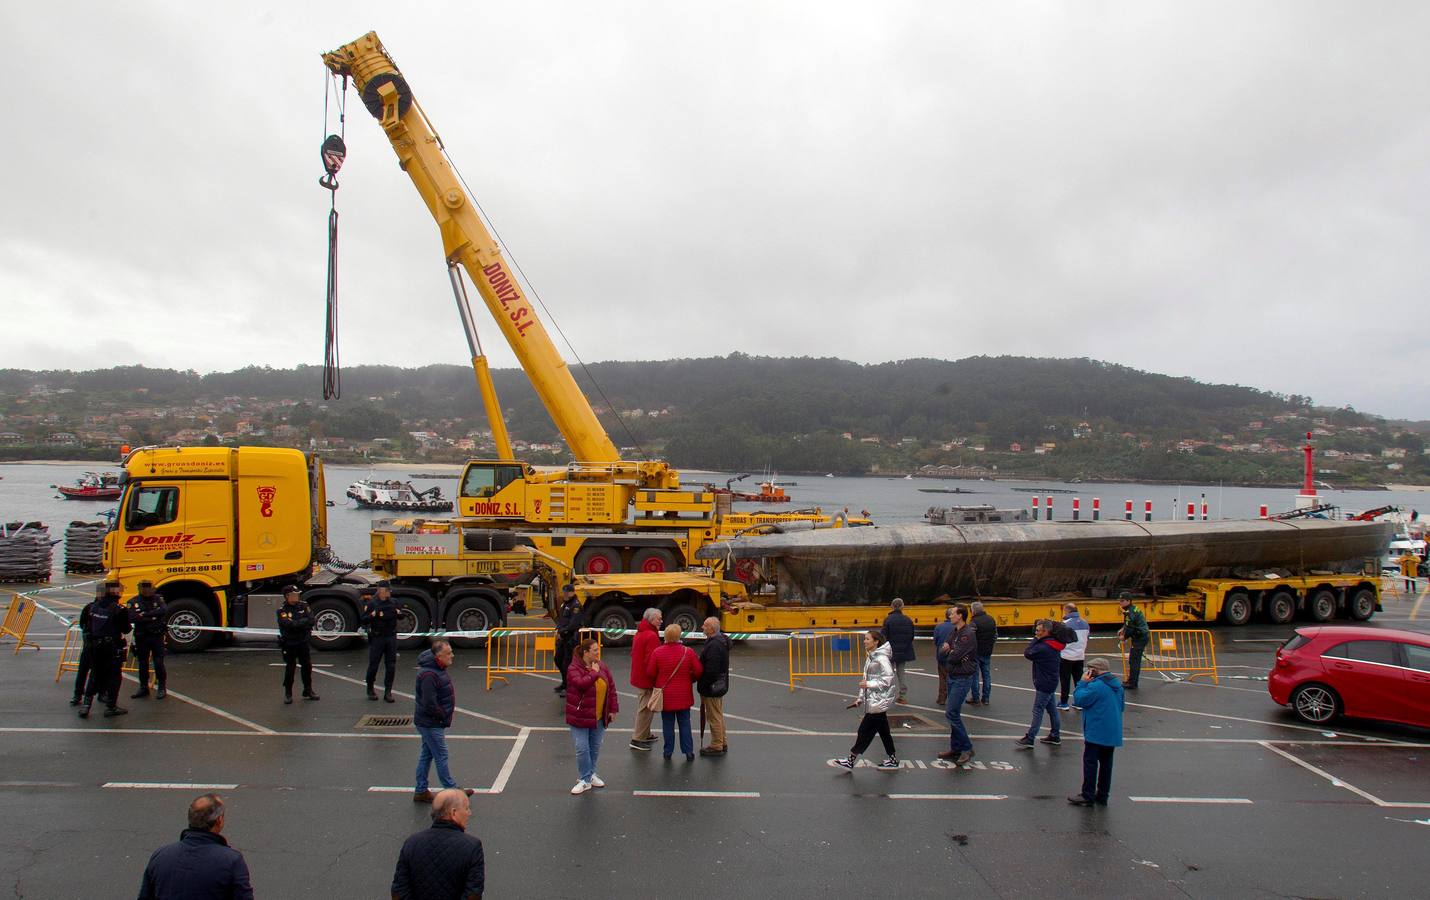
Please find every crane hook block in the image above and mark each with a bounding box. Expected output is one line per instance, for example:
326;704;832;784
318;134;347;191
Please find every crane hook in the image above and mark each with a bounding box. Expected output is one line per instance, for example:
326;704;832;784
318;134;346;191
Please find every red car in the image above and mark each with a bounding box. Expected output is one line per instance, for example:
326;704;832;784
1269;626;1430;728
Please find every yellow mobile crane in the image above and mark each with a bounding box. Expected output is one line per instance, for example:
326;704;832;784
321;33;846;631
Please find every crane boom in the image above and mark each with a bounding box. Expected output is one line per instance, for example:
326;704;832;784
321;31;620;464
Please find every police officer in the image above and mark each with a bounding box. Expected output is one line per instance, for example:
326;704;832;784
363;581;400;703
277;585;319;704
79;581;131;719
70;582;120;706
552;583;583;697
129;580;169;700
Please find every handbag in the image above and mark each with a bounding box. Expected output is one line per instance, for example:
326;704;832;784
643;649;687;712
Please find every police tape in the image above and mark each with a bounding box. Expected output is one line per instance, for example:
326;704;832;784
69;623;863;642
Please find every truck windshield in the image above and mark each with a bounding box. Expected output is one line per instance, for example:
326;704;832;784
125;485;179;530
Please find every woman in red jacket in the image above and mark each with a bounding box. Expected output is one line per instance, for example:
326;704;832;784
566;638;619;795
645;624;703;761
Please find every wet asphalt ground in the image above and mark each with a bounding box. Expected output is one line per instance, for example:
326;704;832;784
1;581;1427;899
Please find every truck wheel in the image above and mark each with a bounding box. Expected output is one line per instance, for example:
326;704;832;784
463;529;518;552
592;603;636;646
661;602;701;636
1306;588;1337;623
575;547;621;575
164;599;215;653
1291;683;1341;724
445;596;500;649
1348;587;1377;621
1264;590;1295;625
1220;590;1252;626
308;598;358;651
631;548;678;573
393;597;433;651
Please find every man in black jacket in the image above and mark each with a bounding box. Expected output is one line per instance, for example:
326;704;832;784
552;584;583;696
364;582;400;702
392;789;484;900
70;582;119;706
969;601;998;706
79;582;131;719
276;586;319;704
129;580;168;700
697;617;732;756
138;793;253;899
881;598;916;704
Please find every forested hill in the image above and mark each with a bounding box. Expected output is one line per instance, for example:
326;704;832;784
2;355;1422;484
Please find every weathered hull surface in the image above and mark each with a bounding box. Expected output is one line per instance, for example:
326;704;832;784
697;519;1393;605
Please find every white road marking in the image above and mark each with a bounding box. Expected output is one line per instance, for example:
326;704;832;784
1260;741;1430;809
526;670;813;733
120;674;275;735
368;786;420;793
888;794;1008;800
1129;796;1253;804
0;780;82;787
266;663;335;667
0;727;511;740
312;668;525;731
481;727;530;795
104;782;239;790
633;790;761;798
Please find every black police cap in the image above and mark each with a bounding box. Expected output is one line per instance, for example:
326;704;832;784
282;585;301;595
374;579;391;589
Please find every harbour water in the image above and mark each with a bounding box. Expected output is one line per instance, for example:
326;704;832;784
3;461;1423;567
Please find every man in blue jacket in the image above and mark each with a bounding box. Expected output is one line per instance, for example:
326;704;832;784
138;793;253;899
1068;657;1126;806
1014;620;1064;749
413;640;476;802
882;598;916;704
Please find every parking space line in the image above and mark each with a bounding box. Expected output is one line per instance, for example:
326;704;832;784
120;675;275;735
0;726;514;740
1260;741;1430;809
312;668;524;731
1129;796;1253;804
633;790;761;798
483;728;530;795
104;782;239;790
524;671;814;733
888;794;1007;800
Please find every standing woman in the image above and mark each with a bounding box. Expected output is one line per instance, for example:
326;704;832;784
566;638;619;795
646;624;703;761
836;629;899;770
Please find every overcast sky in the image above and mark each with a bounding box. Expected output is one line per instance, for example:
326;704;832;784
3;3;1426;419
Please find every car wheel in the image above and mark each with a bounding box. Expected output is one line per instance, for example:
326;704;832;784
592;602;636;646
1265;590;1295;625
1221;590;1252;626
1306;588;1336;623
631;548;678;573
164;598;215;653
307;598;358;651
445;595;500;649
1291;683;1341;724
1348;588;1376;621
575;546;621;575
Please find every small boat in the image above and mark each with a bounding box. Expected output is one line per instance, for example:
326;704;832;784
346;479;453;512
55;471;122;501
824;473;834;478
918;487;976;494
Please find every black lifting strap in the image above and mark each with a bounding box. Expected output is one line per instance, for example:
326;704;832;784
320;133;345;400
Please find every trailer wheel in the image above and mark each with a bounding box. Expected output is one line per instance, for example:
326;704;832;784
661;602;702;636
1348;587;1376;621
592;603;636;646
308;598;358;650
164;598;215;653
1306;588;1337;623
1264;589;1295;625
1220;590;1252;626
393;597;433;651
631;548;678;573
575;547;621;575
445;596;500;649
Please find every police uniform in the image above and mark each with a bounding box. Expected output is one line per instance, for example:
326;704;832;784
363;584;400;702
276;588;319;703
129;585;168;699
79;592;131;718
553;587;583;693
70;584;119;706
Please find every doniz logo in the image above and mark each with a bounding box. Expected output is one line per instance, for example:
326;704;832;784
125;533;225;549
257;485;276;518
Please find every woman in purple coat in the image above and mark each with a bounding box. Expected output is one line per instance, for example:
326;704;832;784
566;638;619;795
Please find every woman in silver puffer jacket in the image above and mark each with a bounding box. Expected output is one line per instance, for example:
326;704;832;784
835;629;899;770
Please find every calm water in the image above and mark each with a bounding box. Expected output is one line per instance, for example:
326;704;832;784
3;462;1423;573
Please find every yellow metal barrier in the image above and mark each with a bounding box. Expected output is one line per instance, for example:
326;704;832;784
1122;629;1218;684
486;627;602;690
55;626;142;683
1;593;41;653
788;630;866;691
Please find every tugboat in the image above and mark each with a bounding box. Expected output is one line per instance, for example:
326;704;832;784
55;471;122;501
346;479;453;512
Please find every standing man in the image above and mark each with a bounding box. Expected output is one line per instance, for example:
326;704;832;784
129;580;168;700
392;789;485;900
1068;657;1126;806
78;580;130;719
932;606;955;706
363;581;399;703
697;617;732;757
881;598;915;705
413;639;475;802
969;601;997;706
628;607;662;751
1014;620;1065;749
1058;602;1089;710
1117;596;1150;690
137;793;253;899
276;585;319;704
70;582;118;706
938;604;977;766
552;583;583;697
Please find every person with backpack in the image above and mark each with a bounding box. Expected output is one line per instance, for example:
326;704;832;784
1058;603;1090;710
78;581;131;719
1014;620;1065;749
881;598;916;704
